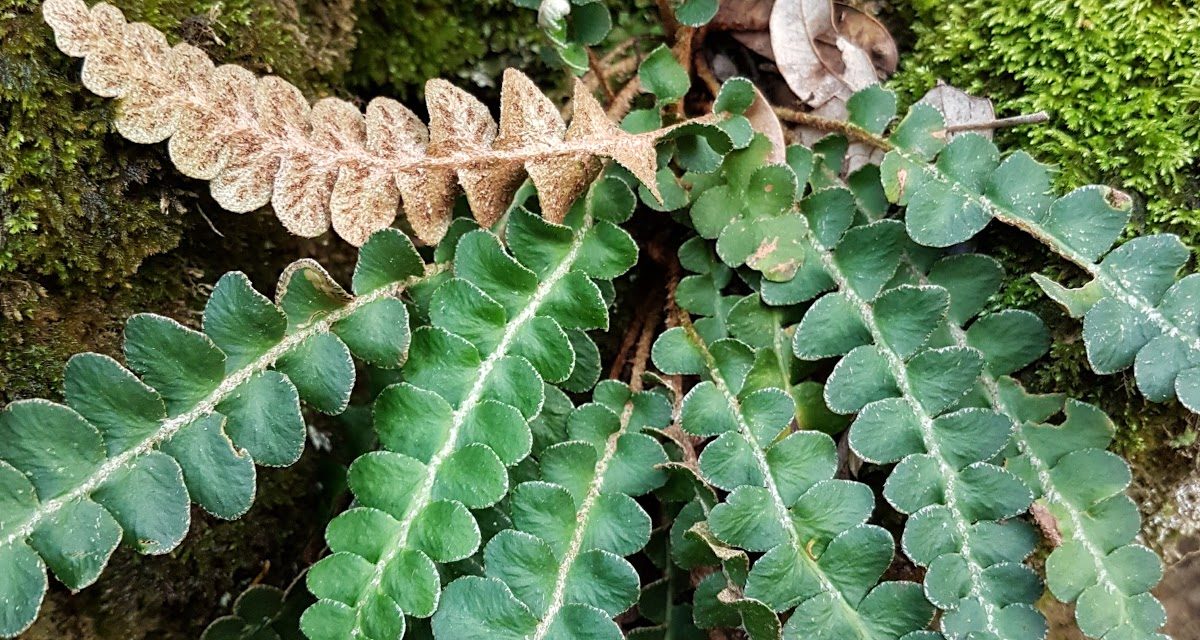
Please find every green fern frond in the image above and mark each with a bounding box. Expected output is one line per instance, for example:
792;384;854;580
299;184;639;639
854;111;1171;637
876;97;1200;415
0;230;430;638
1002;381;1168;640
681;122;1042;636
652;244;934;640
432;380;672;639
737;82;1169;638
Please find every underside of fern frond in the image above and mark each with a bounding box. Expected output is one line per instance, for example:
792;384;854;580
0;230;430;638
41;0;698;246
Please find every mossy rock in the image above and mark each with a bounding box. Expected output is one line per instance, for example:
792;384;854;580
891;0;1200;245
888;0;1200;554
0;0;542;636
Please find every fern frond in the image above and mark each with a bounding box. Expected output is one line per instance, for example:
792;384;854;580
41;0;709;246
747;86;1168;638
299;187;638;639
202;580;313;640
839;98;1172;638
883;244;1165;639
1002;382;1168;640
875;96;1200;415
432;380;672;639
793;216;1043;639
652;247;934;640
0;230;430;638
685;127;1046;636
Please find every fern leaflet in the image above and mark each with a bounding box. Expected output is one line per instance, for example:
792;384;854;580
300;189;638;638
875;94;1200;415
0;230;430;638
653;240;934;640
433;381;672;639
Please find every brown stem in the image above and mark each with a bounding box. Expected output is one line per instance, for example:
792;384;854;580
601;37;638;66
656;0;682;39
628;302;662;394
658;249;701;464
773;106;894;151
607;75;643;120
609;294;656;380
944;111;1050;133
587;48;616;101
582;56;638;105
694;50;721;98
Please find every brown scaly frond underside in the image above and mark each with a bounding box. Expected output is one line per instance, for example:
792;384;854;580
42;0;672;245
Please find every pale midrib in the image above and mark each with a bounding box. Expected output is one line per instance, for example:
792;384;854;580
59;18;664;179
688;327;876;639
2;273;428;549
901;152;1200;355
898;256;1119;594
529;399;635;640
809;240;1002;633
219;113;649;177
353;216;592;622
772;323;802;435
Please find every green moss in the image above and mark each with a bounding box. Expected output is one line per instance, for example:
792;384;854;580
347;0;546;101
892;1;1200;493
0;0;363;287
891;0;1200;246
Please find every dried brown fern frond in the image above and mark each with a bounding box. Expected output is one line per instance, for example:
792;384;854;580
43;0;678;245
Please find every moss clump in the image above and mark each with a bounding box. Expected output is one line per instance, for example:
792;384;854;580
0;1;541;635
347;0;546;101
0;0;360;286
891;0;1200;245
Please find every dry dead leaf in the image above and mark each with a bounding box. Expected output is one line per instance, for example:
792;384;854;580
1030;501;1062;547
769;0;878;111
43;0;681;246
918;80;997;140
732;31;775;60
833;3;898;76
713;0;773;31
745;85;787;164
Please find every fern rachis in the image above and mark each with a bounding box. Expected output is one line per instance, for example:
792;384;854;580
6;2;1185;638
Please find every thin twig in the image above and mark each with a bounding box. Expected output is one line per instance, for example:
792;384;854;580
694;50;721;98
944;111;1050;133
628;302;661;394
660;253;700;464
773;106;894;151
655;0;682;39
609;294;655;379
607;75;643;120
601;37;637;66
587;48;615;101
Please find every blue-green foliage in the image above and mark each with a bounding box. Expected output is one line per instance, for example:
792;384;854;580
880;99;1200;416
0;27;1180;637
652;240;934;640
671;81;1171;640
0;229;426;638
300;182;640;639
433;381;671;639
